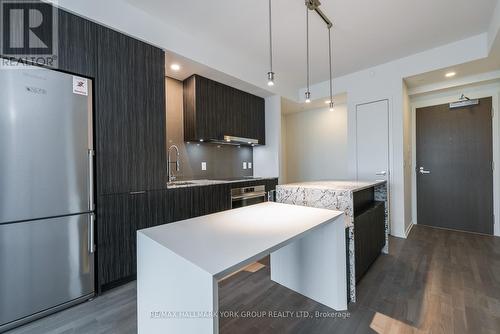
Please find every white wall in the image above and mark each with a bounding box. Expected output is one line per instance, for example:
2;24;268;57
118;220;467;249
254;96;281;179
410;80;500;237
282;105;349;183
299;33;492;238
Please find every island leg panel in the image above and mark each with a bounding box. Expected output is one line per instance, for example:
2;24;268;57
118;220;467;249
270;216;348;311
137;233;218;334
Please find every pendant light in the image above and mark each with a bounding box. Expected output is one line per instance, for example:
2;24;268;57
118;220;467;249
267;0;275;86
304;5;311;103
328;26;334;111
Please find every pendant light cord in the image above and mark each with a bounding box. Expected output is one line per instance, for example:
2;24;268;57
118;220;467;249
328;27;333;102
268;0;273;73
306;6;310;93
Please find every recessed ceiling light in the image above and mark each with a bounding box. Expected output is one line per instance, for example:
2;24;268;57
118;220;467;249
445;72;456;78
170;64;181;71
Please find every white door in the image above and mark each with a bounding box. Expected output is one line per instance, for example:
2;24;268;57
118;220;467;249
356;100;389;181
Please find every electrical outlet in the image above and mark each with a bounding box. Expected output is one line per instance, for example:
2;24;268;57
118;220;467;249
243;162;247;170
201;162;207;171
248;162;252;169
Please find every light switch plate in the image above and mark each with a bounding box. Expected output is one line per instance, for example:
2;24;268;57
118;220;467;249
201;162;207;171
243;162;247;170
248;162;252;169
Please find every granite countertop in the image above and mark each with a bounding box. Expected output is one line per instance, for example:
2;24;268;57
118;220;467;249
166;177;278;189
277;180;386;192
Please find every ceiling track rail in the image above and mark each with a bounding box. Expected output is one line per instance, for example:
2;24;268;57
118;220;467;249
305;0;333;28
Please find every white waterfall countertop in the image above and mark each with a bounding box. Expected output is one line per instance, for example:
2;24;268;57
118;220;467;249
137;202;348;334
138;202;343;279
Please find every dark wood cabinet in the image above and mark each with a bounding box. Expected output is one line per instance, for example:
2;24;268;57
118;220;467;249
353;201;386;283
95;26;167;195
97;192;144;290
57;10;97;78
183;75;266;145
97;179;276;289
166;179;277;224
168;184;231;222
97;190;168;290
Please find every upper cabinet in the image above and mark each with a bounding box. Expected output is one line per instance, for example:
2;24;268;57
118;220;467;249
57;10;98;78
96;26;167;195
183;75;266;145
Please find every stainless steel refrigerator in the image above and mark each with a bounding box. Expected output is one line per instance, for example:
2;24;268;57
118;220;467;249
0;61;95;332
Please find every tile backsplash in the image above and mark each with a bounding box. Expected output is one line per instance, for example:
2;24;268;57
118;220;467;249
166;77;253;181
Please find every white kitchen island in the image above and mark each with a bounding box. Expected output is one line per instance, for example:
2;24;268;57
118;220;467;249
137;202;346;334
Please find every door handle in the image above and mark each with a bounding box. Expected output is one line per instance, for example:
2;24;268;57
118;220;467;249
419;167;431;174
89;213;95;254
88;149;95;211
375;171;387;176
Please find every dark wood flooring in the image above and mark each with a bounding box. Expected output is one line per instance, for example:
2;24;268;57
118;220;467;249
7;225;500;334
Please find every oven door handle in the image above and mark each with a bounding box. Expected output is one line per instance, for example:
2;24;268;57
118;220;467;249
231;192;267;201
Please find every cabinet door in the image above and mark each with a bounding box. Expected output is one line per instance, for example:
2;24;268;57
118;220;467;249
194;184;231;216
207;79;223;140
168;187;195;222
96;27;166;195
97;190;168;290
240;91;252;139
97;193;144;288
58;10;97;78
146;190;169;228
255;96;266;145
168;184;231;223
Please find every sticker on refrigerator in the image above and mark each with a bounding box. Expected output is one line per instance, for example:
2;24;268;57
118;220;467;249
73;76;88;96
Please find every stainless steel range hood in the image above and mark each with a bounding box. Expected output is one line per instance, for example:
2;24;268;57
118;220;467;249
208;135;259;146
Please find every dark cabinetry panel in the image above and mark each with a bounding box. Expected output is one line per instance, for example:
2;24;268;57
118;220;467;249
97;190;168;290
353;202;385;282
96;26;167;195
167;179;277;223
168;184;231;222
57;10;97;77
353;188;375;216
183;75;266;144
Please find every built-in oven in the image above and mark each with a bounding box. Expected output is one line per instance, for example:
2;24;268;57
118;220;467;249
231;185;267;208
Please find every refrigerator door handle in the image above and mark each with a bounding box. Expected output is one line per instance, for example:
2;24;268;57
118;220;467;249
89;213;95;254
88;149;95;211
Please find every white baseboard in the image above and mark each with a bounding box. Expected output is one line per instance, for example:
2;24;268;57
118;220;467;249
405;222;414;238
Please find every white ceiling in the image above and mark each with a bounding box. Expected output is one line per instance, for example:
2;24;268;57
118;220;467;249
127;0;498;97
405;33;500;90
405;57;500;90
165;50;272;97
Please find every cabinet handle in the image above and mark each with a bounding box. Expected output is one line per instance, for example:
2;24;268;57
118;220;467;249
89;213;95;254
129;191;146;195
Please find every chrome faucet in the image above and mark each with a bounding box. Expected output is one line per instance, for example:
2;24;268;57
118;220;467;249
167;145;180;182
